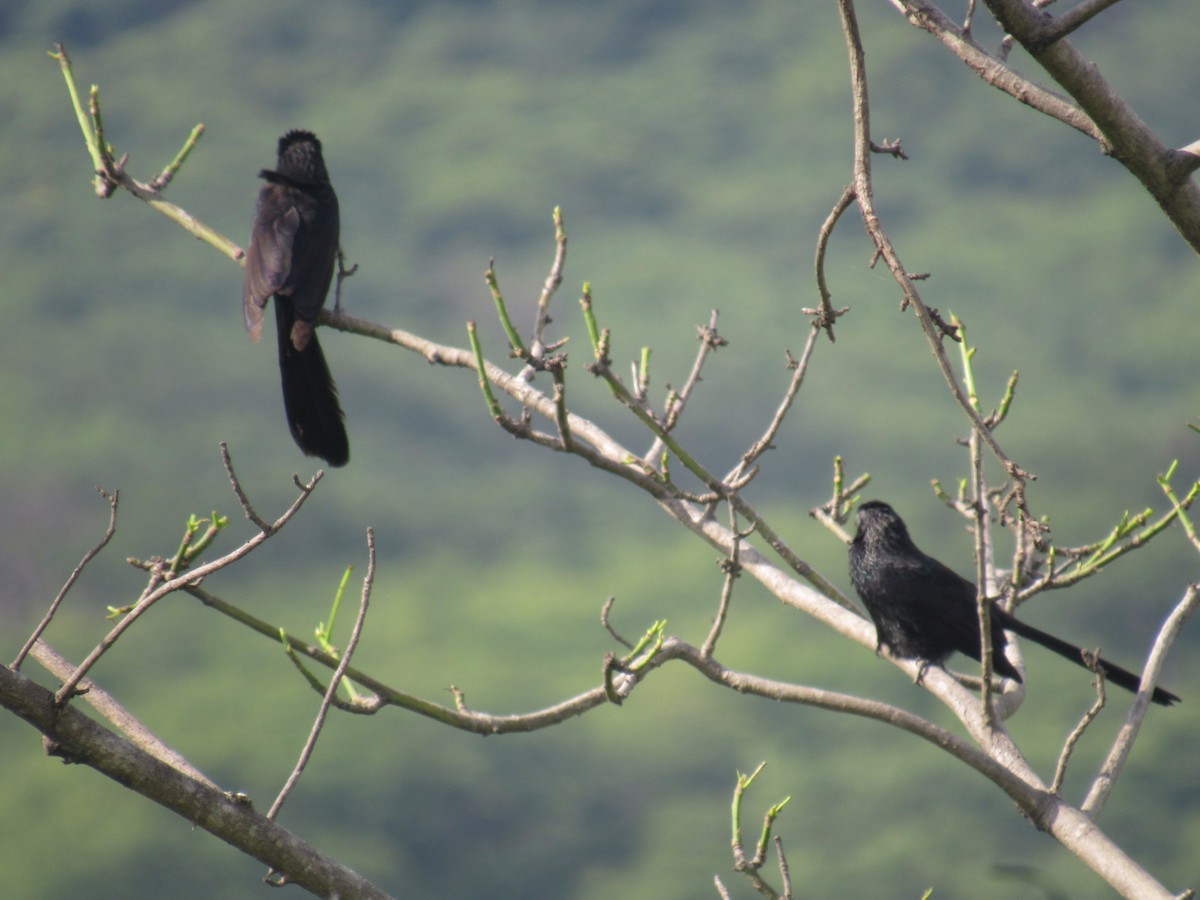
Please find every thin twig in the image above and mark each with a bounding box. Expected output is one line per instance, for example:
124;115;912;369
644;310;726;465
519;206;568;381
702;509;751;658
725;322;823;488
1050;679;1105;795
267;528;376;821
956;320;1001;724
970;443;999;727
551;371;573;450
484;259;527;357
600;596;633;649
1159;462;1200;553
149;124;205;191
221;442;273;532
775;836;793;899
1081;583;1200;817
810;457;870;543
807;184;856;340
1038;0;1123;44
12;487;118;669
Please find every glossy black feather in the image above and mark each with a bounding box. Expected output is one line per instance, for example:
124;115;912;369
243;130;348;466
849;500;1178;706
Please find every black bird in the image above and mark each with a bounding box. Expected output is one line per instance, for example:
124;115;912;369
848;500;1179;707
243;130;349;467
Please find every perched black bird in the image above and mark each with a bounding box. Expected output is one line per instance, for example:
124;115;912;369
243;130;349;467
848;500;1179;707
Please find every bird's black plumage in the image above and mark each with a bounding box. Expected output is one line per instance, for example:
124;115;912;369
243;130;348;467
848;500;1179;707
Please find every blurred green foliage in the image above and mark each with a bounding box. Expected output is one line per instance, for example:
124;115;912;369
2;1;1198;897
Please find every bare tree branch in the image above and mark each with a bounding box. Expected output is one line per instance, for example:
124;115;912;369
891;0;1100;139
1039;0;1124;43
654;636;1177;898
27;639;218;789
0;663;392;899
40;26;1196;897
895;0;1200;253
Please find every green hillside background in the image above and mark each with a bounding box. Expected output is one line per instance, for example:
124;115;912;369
2;1;1199;897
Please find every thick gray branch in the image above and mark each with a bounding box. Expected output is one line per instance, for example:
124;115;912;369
982;0;1200;254
0;664;391;900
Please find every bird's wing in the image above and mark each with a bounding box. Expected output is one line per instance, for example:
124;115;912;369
917;556;992;660
242;196;300;341
284;187;339;323
876;552;986;664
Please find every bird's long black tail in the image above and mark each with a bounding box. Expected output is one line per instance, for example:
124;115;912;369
996;609;1179;706
275;299;349;467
